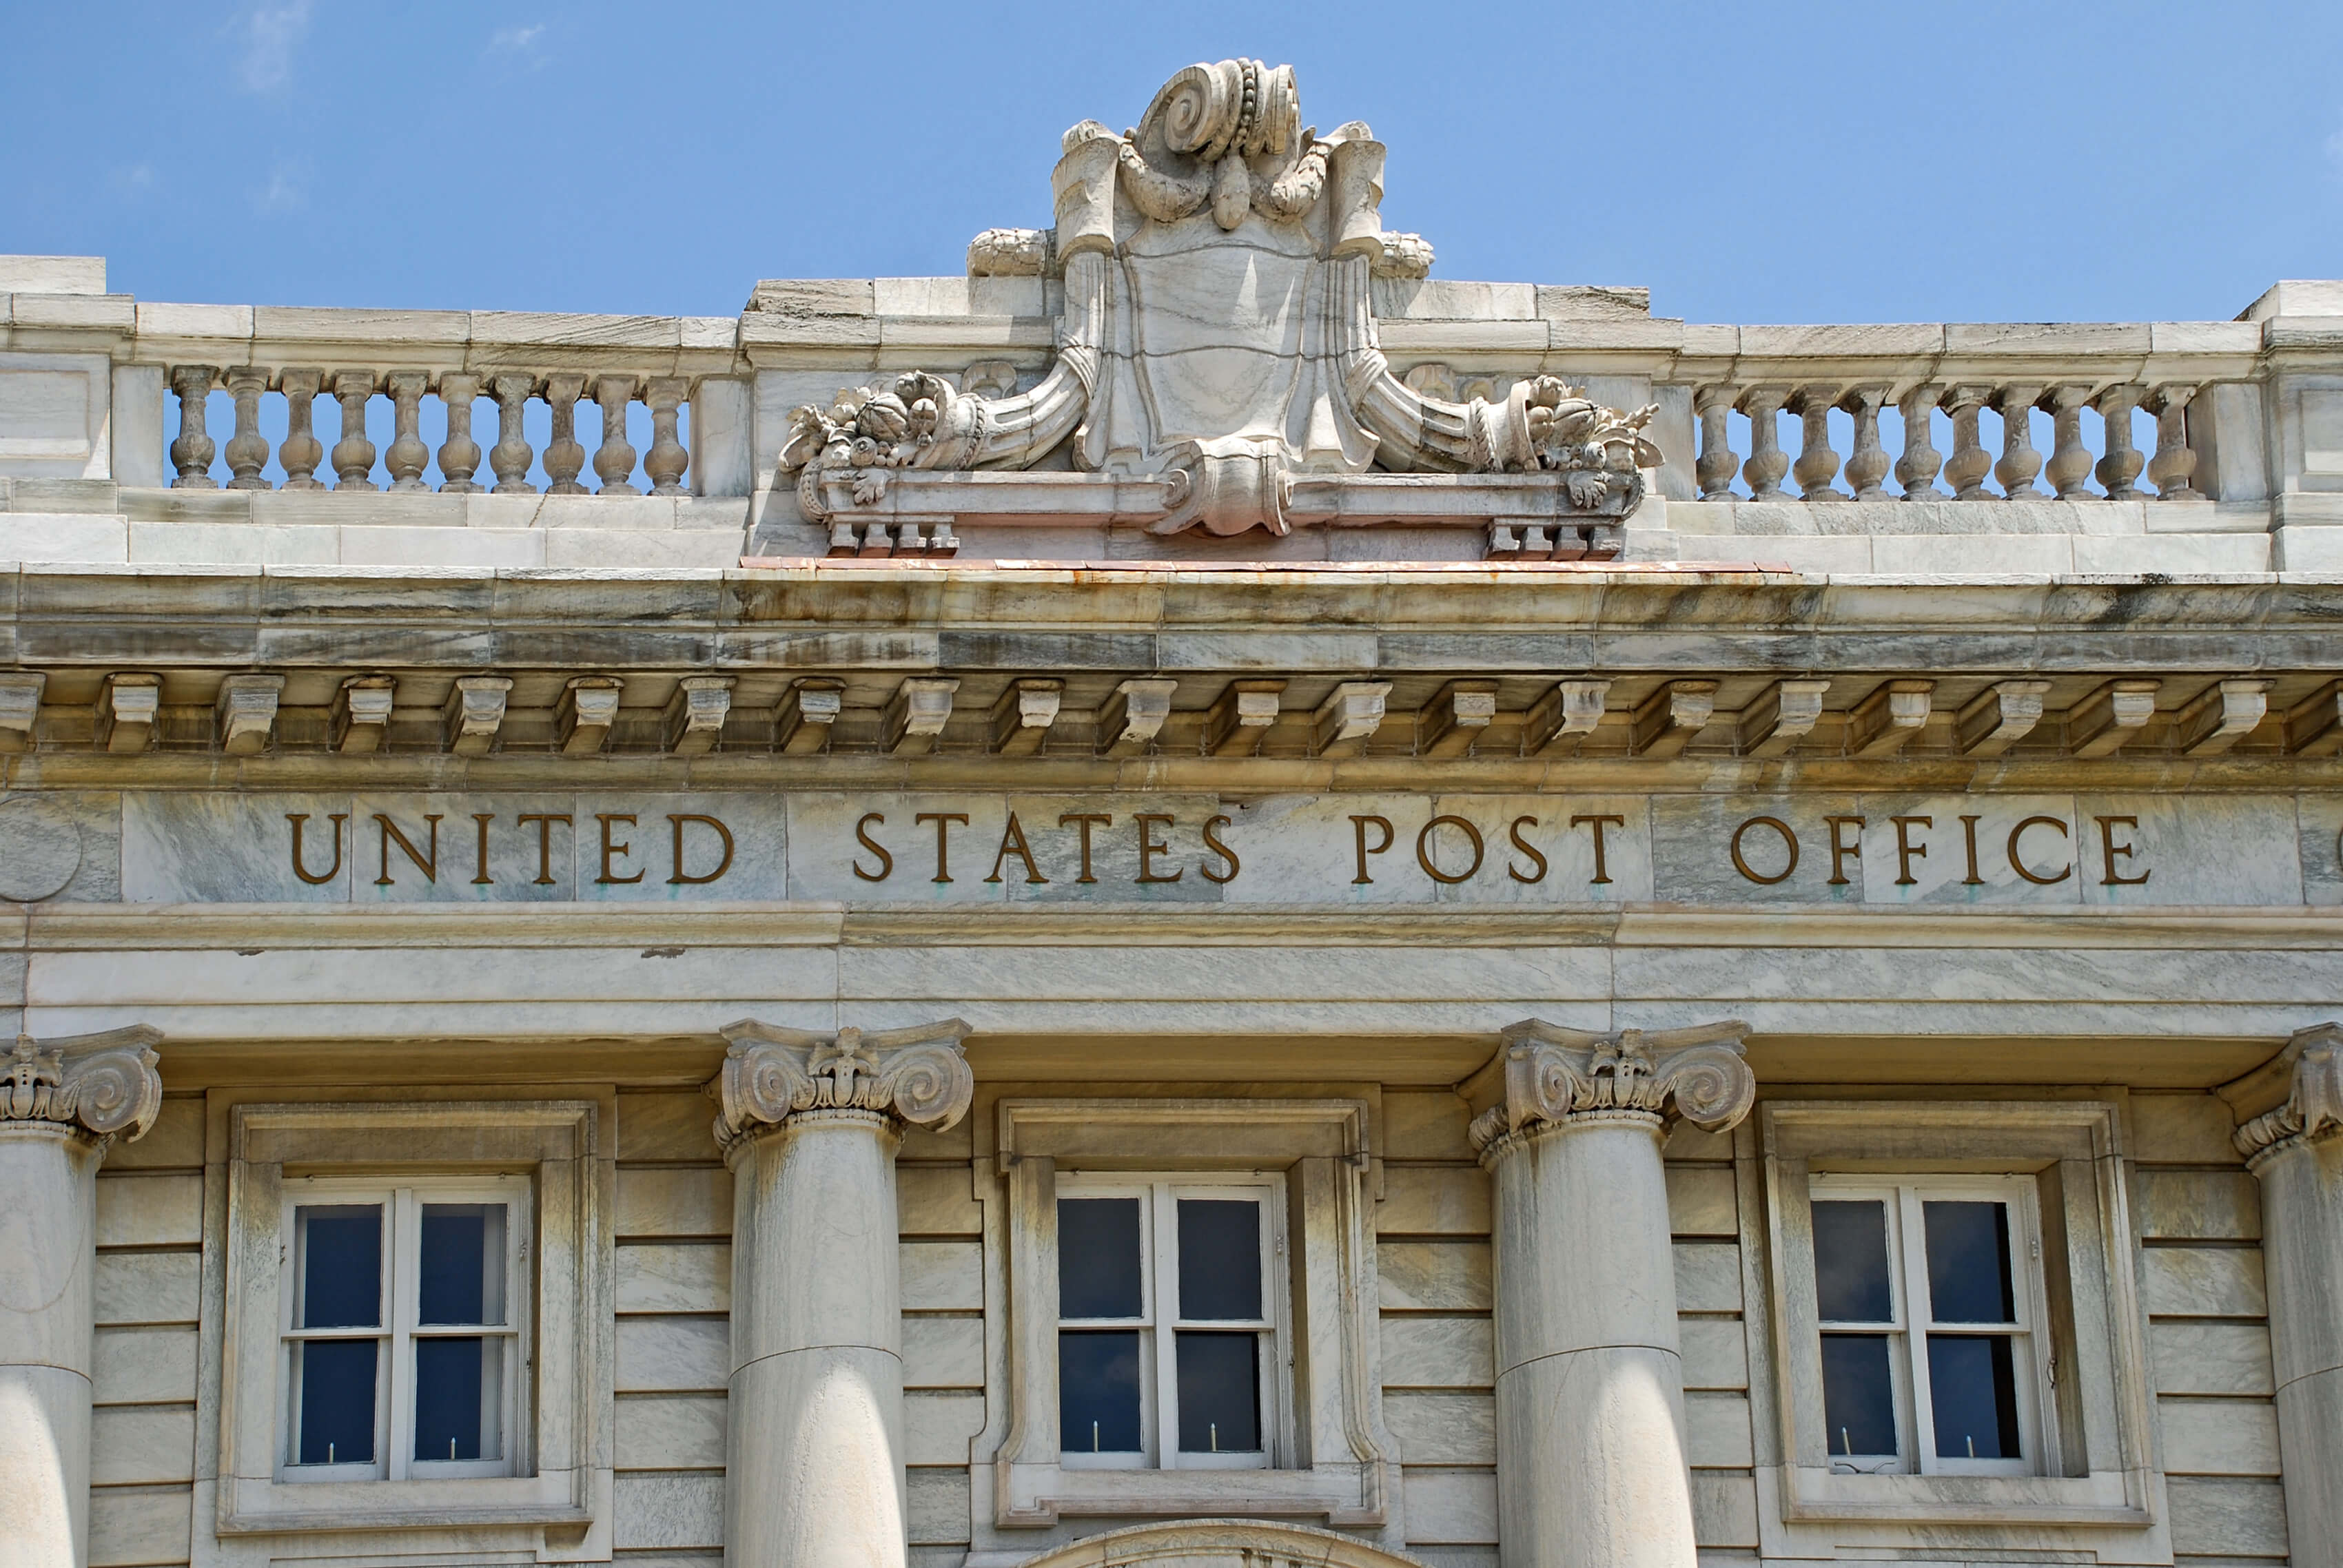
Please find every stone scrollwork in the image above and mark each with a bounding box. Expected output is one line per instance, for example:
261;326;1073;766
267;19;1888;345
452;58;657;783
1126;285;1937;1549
711;1017;974;1155
2233;1022;2343;1165
0;1024;165;1147
1465;1018;1755;1153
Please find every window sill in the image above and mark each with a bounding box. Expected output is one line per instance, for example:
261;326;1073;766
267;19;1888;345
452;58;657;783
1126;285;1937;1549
1777;1463;2153;1528
216;1471;591;1536
997;1461;1386;1528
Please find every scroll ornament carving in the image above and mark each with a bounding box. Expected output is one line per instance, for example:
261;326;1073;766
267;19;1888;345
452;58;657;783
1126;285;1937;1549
1467;1019;1755;1153
776;57;1660;536
0;1025;165;1146
2234;1022;2343;1165
711;1018;974;1155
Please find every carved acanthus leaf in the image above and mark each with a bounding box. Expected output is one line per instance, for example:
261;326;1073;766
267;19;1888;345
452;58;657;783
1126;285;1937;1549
1;1025;165;1145
1464;1019;1754;1152
2234;1022;2343;1164
713;1017;975;1154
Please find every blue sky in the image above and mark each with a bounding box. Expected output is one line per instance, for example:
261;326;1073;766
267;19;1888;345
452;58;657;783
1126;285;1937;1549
5;1;2339;327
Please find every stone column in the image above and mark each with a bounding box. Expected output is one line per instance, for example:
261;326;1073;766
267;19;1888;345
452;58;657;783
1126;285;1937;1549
711;1019;973;1568
2231;1022;2343;1568
0;1027;164;1568
1460;1020;1754;1568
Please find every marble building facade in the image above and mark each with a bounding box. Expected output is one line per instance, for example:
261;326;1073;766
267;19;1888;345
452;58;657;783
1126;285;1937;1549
1;56;2342;1568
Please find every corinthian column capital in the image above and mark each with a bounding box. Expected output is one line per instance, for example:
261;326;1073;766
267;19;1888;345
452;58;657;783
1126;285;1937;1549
1462;1018;1754;1154
2232;1022;2343;1168
0;1025;164;1148
712;1017;974;1157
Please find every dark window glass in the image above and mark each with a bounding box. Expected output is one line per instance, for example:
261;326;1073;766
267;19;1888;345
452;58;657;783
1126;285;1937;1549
419;1205;496;1325
1927;1334;2022;1459
413;1337;485;1460
1178;1199;1262;1321
1812;1200;1893;1323
1058;1199;1143;1319
1058;1330;1143;1452
1176;1331;1260;1452
1819;1333;1898;1459
297;1206;381;1330
1923;1201;2016;1323
295;1338;377;1465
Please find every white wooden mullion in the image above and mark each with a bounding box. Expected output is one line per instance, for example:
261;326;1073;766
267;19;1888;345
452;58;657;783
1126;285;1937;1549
1151;1183;1180;1467
385;1187;417;1481
1896;1187;1940;1476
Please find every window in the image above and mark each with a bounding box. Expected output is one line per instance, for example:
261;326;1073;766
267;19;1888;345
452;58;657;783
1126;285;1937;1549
1055;1177;1285;1469
1812;1178;2044;1477
280;1178;531;1481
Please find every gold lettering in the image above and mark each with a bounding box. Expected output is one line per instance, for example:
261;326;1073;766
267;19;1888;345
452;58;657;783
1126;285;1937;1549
852;812;893;882
667;814;735;886
373;813;441;886
1058;813;1112;884
471;813;495;886
1730;816;1798;885
1134;814;1182;883
596;812;644;885
1571;813;1625;887
1349;814;1394;884
515;813;571;886
1200;814;1240;884
1415;815;1484;885
1891;814;1932;887
915;812;970;883
2096;814;2151;887
287;812;347;885
1823;815;1865;887
2008;814;2073;885
1506;816;1547;885
1959;814;1983;885
984;812;1048;885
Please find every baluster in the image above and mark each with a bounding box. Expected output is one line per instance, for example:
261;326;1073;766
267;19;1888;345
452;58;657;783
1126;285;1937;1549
1941;384;1993;501
2043;384;2094;499
593;374;641;495
224;367;271;490
1840;385;1890;500
168;364;219;488
645;378;689;496
278;369;325;489
1894;384;1944;499
1788;386;1843;501
1737;386;1789;500
490;374;537;493
2093;384;2147;499
331;369;378;491
1991;384;2044;499
2145;384;2202;500
436;372;483;492
543;373;589;495
1694;385;1738;500
384;371;431;491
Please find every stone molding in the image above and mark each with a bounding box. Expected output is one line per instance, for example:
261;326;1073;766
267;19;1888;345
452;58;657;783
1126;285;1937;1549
711;1015;973;1156
2232;1021;2343;1166
1460;1018;1754;1154
0;1024;163;1146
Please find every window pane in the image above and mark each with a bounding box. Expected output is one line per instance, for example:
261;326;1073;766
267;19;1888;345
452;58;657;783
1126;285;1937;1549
1058;1198;1143;1319
1058;1330;1143;1452
414;1337;499;1461
1178;1199;1262;1321
1927;1334;2023;1459
1819;1332;1898;1460
1923;1201;2016;1323
295;1205;381;1330
1176;1331;1261;1452
294;1338;377;1465
1812;1200;1893;1323
420;1204;506;1326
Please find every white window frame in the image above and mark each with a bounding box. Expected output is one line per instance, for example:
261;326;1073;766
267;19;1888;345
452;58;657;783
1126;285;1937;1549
208;1097;613;1554
277;1175;533;1483
1757;1100;2165;1562
1054;1173;1289;1472
1810;1175;2048;1479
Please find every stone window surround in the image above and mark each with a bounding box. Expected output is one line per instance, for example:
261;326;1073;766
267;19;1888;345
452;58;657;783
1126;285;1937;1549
1759;1100;2160;1540
207;1093;613;1551
979;1096;1395;1531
